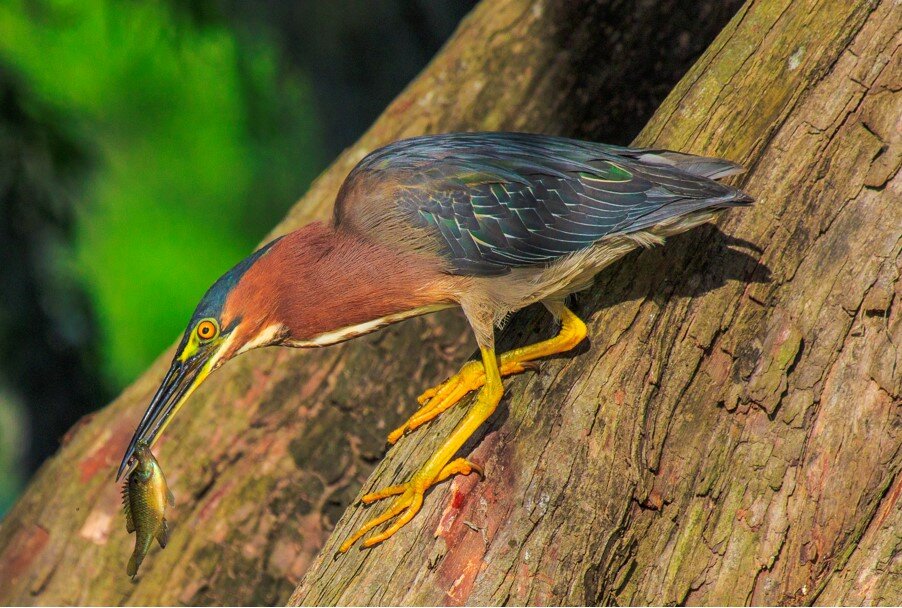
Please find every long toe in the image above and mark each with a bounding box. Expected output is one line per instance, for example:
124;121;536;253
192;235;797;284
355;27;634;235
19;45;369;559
388;355;541;446
361;484;407;504
387;361;485;444
339;462;484;552
361;492;424;548
338;494;412;553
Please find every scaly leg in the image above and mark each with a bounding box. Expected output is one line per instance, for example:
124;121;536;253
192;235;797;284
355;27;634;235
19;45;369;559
386;358;531;444
387;304;587;444
338;346;503;552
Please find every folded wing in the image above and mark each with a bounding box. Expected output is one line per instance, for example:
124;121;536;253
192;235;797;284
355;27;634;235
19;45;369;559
336;132;752;276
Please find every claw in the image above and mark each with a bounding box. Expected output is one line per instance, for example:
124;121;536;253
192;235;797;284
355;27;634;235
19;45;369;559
338;458;483;553
417;387;437;405
339;492;414;553
436;458;482;483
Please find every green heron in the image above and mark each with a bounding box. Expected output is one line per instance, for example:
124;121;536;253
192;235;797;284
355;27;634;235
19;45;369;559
118;132;752;552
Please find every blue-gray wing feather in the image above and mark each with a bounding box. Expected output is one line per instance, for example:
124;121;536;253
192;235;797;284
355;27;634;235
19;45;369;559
336;132;753;276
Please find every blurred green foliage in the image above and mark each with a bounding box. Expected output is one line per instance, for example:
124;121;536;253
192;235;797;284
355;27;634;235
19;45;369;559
0;0;322;386
0;389;25;514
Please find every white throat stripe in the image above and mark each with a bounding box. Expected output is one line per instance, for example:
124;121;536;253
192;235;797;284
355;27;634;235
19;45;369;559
289;304;450;348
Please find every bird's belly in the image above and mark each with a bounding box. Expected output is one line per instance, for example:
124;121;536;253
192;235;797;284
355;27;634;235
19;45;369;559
529;237;643;301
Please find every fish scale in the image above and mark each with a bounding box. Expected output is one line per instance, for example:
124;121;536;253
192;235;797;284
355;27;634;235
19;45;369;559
122;443;174;578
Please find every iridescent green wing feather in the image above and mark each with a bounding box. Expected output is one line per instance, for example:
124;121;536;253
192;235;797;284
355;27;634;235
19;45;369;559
342;132;751;276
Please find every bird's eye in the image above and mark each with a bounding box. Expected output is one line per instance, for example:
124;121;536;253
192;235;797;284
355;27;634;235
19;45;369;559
196;319;219;341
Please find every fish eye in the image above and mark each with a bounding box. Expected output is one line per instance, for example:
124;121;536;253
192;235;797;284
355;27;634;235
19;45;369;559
196;319;219;341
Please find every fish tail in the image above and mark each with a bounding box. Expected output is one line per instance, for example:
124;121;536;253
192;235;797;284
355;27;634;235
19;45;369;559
128;534;152;578
127;552;139;578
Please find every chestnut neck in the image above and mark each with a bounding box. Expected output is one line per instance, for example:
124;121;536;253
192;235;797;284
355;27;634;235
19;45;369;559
225;222;450;346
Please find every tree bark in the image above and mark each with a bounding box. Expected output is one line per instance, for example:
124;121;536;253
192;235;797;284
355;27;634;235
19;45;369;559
0;0;751;605
290;0;902;605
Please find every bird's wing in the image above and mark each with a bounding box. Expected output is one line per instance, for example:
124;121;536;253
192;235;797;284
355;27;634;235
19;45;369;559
336;133;752;276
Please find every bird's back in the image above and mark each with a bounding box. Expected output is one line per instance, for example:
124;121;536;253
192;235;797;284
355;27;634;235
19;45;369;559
334;132;752;276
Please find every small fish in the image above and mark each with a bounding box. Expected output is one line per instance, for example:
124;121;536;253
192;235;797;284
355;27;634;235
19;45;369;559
122;442;174;578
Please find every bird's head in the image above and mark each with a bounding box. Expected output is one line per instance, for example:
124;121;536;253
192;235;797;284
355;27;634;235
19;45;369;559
117;237;287;479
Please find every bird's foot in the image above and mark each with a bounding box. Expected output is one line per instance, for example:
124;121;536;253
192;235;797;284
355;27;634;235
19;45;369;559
337;458;483;552
387;360;535;444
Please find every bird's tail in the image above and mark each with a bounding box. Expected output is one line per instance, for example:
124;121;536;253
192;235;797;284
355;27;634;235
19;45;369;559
628;190;752;234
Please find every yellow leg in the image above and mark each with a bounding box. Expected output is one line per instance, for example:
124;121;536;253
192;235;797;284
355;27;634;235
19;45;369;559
338;347;503;553
386;358;531;444
387;306;587;444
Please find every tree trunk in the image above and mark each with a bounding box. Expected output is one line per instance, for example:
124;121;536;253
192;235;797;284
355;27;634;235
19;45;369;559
0;0;751;605
290;0;902;605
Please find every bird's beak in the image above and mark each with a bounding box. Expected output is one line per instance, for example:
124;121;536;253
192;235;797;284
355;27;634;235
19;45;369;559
116;336;228;481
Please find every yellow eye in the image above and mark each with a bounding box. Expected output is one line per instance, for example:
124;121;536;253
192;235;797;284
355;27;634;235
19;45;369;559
196;319;218;341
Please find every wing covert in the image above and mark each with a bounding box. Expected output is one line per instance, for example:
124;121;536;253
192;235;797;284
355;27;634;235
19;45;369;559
336;132;751;276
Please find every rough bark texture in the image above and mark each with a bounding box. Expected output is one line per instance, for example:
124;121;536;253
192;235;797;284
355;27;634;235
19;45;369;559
290;0;902;605
0;0;750;605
